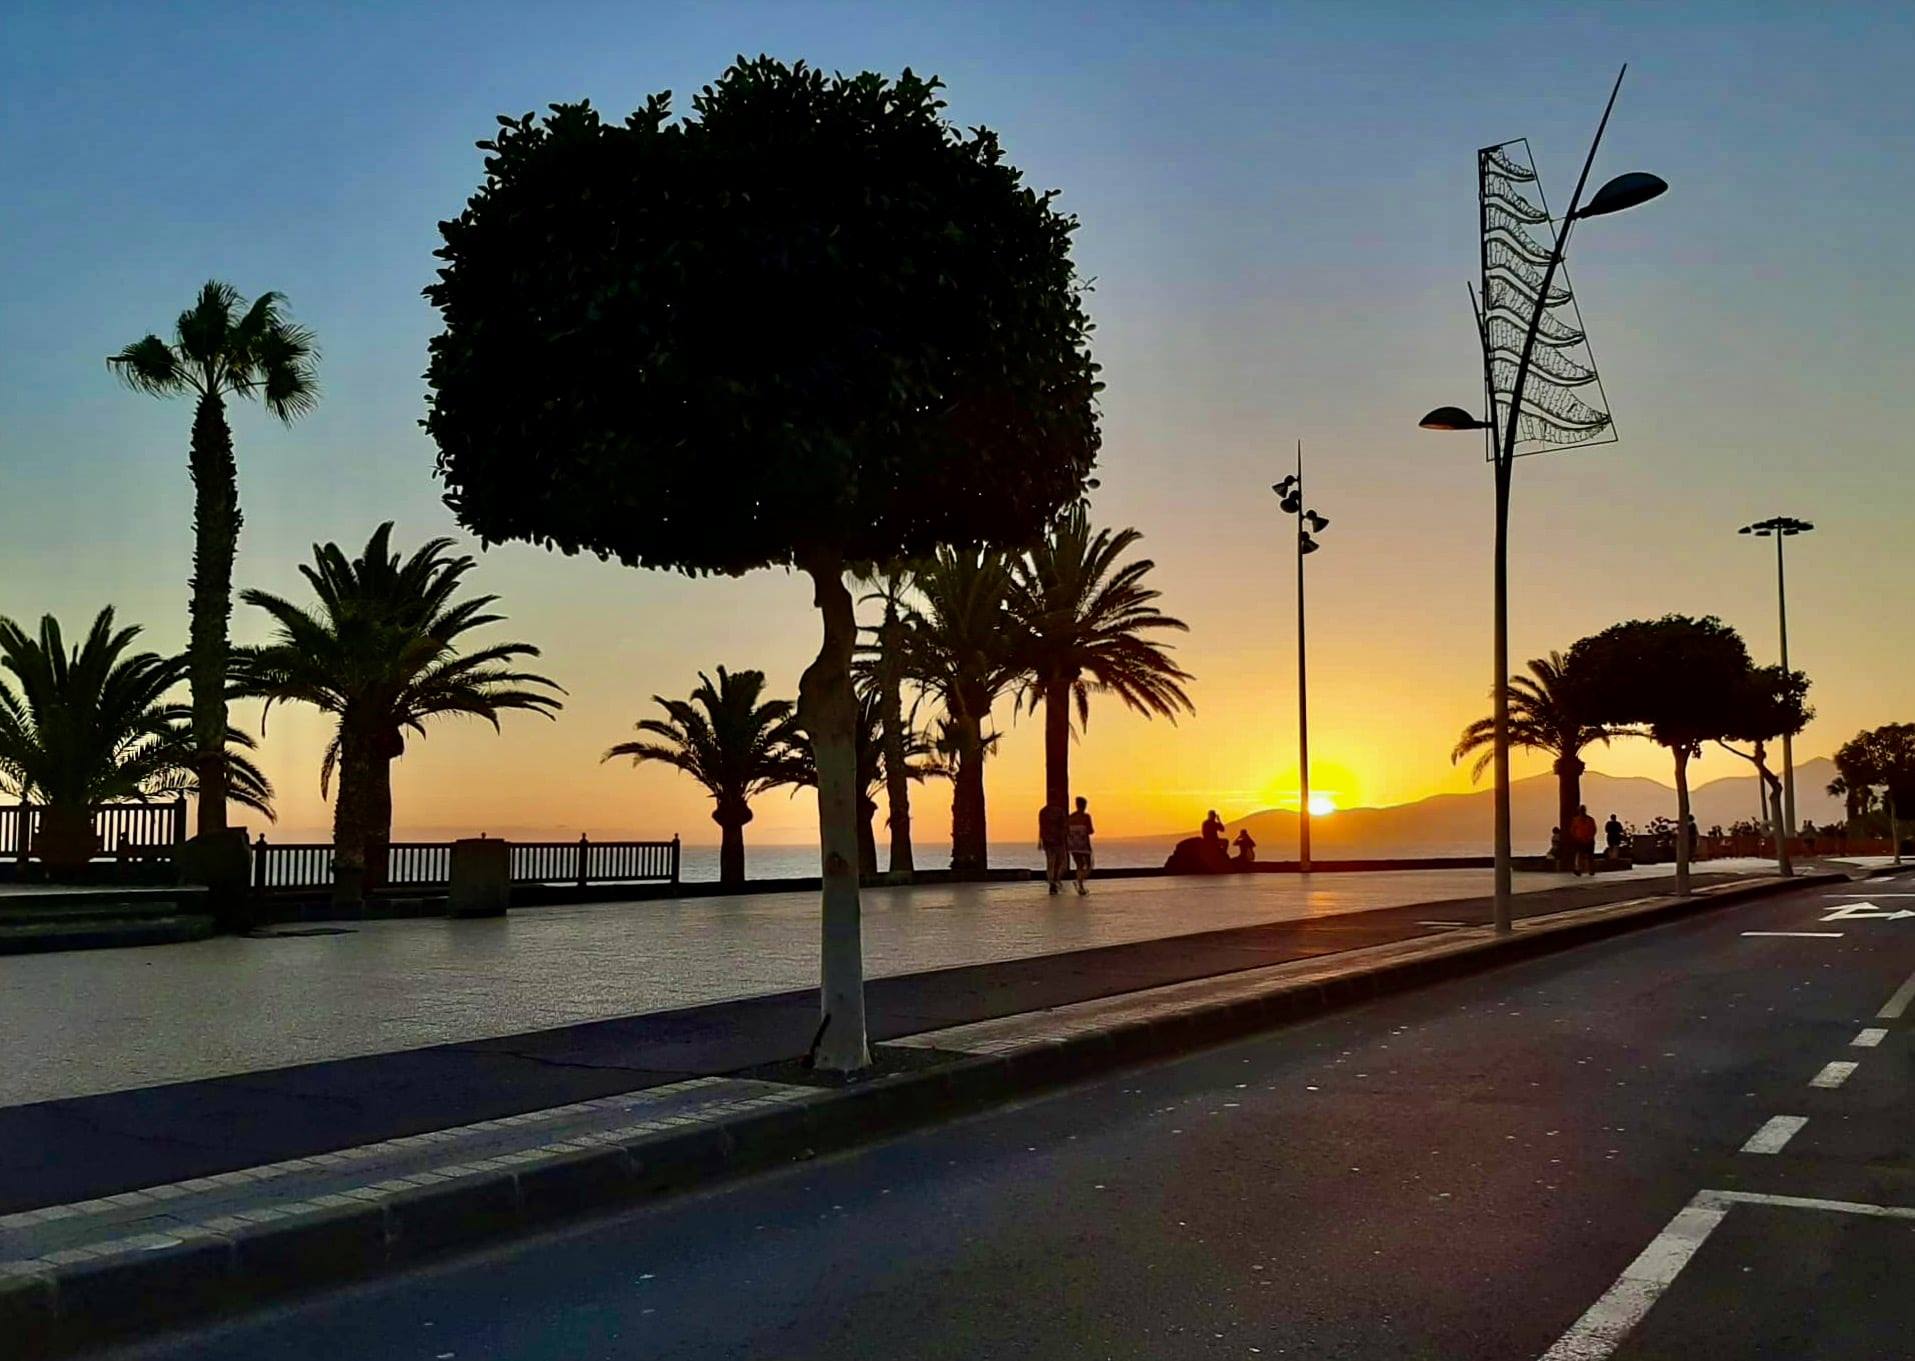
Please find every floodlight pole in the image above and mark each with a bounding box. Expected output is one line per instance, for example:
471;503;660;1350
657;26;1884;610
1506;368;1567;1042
1772;529;1797;836
1295;440;1312;873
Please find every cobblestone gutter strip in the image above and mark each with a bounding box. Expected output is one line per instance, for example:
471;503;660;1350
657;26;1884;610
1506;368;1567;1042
0;871;1844;1356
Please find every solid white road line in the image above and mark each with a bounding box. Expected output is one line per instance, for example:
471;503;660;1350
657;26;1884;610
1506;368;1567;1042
1536;1195;1728;1361
1851;1027;1888;1047
1705;1188;1915;1219
1537;1188;1915;1360
1823;892;1915;897
1740;1115;1807;1154
1809;1061;1858;1089
1878;966;1915;1020
1740;931;1843;938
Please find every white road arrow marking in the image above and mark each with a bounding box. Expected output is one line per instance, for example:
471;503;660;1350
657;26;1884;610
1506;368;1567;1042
1819;901;1915;922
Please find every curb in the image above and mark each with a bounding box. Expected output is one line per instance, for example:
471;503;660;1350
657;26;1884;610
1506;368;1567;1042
1;870;1850;1354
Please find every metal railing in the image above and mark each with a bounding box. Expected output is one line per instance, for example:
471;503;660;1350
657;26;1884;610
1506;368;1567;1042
251;834;680;893
2;799;189;862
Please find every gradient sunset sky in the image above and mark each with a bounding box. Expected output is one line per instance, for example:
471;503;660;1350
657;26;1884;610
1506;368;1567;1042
2;2;1909;844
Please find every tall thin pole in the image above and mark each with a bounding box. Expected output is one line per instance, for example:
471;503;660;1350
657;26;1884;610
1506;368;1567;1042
1774;531;1796;837
1296;440;1312;873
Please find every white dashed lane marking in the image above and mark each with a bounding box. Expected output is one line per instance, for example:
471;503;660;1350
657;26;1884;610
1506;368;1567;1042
1877;966;1915;1020
1851;1027;1887;1048
1739;931;1842;938
1809;1061;1858;1089
1739;1116;1807;1154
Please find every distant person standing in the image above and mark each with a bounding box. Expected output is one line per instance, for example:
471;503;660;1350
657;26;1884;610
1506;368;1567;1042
1686;815;1701;862
1038;801;1067;895
1569;805;1599;876
1548;826;1564;870
1067;796;1096;896
1604;813;1625;859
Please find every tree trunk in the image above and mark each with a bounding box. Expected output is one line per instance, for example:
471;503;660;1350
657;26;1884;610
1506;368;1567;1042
1892;791;1902;865
1044;674;1072;813
858;796;878;878
796;556;869;1075
877;600;914;879
1554;752;1584;852
366;754;395;892
1672;745;1692;897
950;711;989;875
188;391;239;836
332;731;376;908
715;812;747;886
1755;743;1791;878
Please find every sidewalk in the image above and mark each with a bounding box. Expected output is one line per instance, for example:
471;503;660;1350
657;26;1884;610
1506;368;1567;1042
1;859;1782;1108
2;865;1774;1216
8;865;1886;1357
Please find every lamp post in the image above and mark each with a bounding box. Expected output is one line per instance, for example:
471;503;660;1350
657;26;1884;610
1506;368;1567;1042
1418;69;1665;933
1739;516;1814;837
1274;442;1329;871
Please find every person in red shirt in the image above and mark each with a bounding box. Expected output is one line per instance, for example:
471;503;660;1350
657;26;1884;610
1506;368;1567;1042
1569;805;1599;876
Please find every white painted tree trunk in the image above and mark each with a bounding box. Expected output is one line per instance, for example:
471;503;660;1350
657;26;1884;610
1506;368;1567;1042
1672;746;1692;897
798;558;870;1074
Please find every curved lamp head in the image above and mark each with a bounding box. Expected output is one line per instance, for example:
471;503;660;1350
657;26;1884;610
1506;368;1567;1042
1305;511;1329;532
1419;405;1491;432
1575;171;1668;221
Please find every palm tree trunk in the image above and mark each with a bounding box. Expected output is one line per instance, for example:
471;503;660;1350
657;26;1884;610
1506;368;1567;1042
1044;675;1072;812
951;711;989;875
717;816;747;885
332;733;375;908
188;391;239;837
797;556;870;1074
1554;752;1584;860
858;796;878;878
366;755;395;891
1672;744;1693;897
877;606;914;879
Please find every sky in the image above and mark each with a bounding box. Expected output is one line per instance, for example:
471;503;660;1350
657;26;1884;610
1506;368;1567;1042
2;1;1910;847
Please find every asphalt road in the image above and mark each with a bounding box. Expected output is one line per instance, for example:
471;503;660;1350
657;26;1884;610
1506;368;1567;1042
103;874;1915;1361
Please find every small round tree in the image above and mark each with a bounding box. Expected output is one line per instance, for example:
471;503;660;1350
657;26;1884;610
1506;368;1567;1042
423;59;1100;1071
1566;615;1755;896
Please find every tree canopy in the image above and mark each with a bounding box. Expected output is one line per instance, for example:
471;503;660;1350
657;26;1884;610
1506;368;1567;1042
423;58;1102;574
1564;615;1754;751
1834;723;1915;809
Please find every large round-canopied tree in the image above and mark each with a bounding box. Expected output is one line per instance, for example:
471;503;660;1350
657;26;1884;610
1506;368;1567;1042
1566;615;1756;896
423;60;1100;1071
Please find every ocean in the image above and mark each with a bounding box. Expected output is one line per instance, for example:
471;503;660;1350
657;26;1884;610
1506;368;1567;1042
683;837;1187;883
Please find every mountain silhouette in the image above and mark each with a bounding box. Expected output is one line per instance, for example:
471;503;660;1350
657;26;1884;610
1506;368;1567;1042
1195;757;1840;858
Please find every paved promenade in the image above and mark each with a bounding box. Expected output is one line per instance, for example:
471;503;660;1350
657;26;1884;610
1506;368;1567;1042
1;861;1774;1108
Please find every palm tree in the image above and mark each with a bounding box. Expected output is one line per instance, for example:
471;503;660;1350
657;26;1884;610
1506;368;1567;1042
1010;507;1193;813
898;547;1021;874
110;280;319;838
0;608;271;874
1453;651;1631;843
791;688;937;876
606;667;803;885
854;564;923;879
238;524;560;903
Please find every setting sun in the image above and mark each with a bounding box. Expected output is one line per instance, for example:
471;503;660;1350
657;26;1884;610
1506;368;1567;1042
1307;792;1338;817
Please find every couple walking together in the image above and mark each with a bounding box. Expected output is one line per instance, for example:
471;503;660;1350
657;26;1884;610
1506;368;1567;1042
1039;797;1096;895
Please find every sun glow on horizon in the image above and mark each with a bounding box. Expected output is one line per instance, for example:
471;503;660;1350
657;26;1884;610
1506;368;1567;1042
1306;792;1338;817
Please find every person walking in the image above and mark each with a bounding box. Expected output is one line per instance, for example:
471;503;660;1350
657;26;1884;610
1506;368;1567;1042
1569;805;1599;877
1038;801;1067;895
1067;796;1096;896
1604;813;1625;860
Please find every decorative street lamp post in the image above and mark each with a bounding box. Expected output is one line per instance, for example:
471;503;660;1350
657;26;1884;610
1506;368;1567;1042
1274;441;1330;872
1417;66;1665;932
1739;516;1815;837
